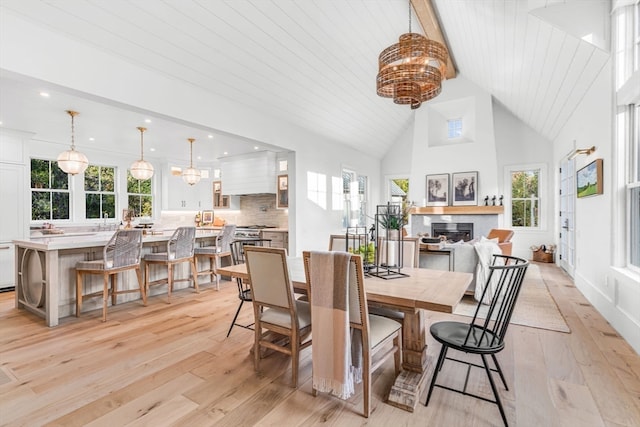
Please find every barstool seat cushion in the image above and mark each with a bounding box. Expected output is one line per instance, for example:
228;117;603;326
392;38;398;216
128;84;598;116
194;246;224;255
144;252;190;262
76;260;114;270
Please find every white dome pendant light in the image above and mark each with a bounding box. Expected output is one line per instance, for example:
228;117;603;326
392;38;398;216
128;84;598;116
130;126;154;180
182;138;201;186
57;110;89;175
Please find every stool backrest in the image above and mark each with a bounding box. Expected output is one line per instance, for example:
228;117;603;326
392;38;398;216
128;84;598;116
168;226;196;260
105;229;143;269
218;224;237;252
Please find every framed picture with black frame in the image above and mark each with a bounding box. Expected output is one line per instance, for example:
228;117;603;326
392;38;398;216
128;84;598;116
452;171;478;206
426;173;449;206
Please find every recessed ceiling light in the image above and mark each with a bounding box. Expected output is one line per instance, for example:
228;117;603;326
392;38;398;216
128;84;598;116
144;119;151;123
89;137;95;141
223;151;228;155
254;146;259;150
208;134;213;139
40;92;50;97
197;156;202;160
0;121;3;126
150;148;156;152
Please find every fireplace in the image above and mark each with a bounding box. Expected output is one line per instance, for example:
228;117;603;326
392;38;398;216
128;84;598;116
432;223;474;242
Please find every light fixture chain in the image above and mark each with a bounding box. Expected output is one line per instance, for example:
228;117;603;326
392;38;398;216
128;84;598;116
408;0;411;33
70;113;75;150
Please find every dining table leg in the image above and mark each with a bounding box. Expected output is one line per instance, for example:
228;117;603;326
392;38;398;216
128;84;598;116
386;308;428;412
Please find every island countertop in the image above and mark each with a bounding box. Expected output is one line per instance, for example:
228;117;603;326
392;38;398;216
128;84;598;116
15;229;220;251
13;229;221;327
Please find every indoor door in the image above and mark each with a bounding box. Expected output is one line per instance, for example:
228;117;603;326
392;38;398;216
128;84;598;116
559;157;576;277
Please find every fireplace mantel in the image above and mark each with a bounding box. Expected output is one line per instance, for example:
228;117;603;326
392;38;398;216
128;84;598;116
410;206;504;215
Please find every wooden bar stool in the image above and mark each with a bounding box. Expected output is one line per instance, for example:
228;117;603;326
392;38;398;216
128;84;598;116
194;224;236;290
75;229;145;322
143;226;198;303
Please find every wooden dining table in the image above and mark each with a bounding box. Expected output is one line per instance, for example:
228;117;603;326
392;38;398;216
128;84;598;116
216;258;473;413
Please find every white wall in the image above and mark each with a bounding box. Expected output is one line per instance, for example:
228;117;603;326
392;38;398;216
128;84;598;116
383;77;556;258
409;77;500;206
492;100;555;259
553;60;640;354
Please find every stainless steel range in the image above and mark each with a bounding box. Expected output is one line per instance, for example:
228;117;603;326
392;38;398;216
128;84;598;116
234;225;276;239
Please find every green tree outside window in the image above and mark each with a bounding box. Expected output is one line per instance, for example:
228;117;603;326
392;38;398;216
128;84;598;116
511;170;539;227
127;171;153;217
85;165;116;219
30;158;70;221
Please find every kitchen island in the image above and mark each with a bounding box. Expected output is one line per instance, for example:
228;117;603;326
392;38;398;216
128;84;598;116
13;229;220;327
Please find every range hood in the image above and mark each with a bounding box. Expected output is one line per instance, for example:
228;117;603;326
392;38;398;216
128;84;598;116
220;151;276;195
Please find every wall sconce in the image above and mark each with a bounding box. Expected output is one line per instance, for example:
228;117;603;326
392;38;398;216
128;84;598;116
568;146;596;160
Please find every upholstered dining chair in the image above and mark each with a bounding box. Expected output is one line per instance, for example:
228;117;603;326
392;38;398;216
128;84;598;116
194;224;236;290
75;229;145;322
302;251;402;418
226;238;271;337
143;226;198;303
244;245;312;388
424;254;529;427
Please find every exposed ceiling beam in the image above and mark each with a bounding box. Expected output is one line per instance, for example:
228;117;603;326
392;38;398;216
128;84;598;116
412;0;457;79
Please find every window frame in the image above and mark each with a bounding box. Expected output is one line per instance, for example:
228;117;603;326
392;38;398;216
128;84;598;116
342;168;368;228
614;2;640;273
84;164;116;220
447;118;463;139
30;158;71;222
126;170;154;218
504;163;547;231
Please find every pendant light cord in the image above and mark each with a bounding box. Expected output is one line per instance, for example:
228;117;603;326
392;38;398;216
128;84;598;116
137;127;146;160
188;138;195;167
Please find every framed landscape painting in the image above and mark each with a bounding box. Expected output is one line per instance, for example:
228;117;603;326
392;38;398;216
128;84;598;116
452;171;478;206
426;174;449;206
577;158;603;198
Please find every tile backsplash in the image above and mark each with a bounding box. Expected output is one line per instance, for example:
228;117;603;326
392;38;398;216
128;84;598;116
160;194;288;229
216;194;288;227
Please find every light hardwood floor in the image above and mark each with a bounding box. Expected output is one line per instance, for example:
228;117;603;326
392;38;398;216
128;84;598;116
0;262;639;426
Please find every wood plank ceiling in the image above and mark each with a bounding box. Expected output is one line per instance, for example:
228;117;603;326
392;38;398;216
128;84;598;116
0;0;610;160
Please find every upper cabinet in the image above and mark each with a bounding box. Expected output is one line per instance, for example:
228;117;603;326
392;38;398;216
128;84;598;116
213;180;239;210
220;152;276;195
163;166;213;211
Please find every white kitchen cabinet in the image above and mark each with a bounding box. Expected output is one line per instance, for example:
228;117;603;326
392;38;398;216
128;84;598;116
0;161;26;290
163;167;213;211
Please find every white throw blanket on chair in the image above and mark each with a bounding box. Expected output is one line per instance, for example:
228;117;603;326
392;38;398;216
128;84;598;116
474;240;504;304
309;251;362;400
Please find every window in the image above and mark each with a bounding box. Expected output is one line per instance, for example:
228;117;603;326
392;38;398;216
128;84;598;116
84;165;115;219
127;171;153;217
510;168;540;228
629;104;640;269
447;118;463;139
342;169;368;227
615;3;640;270
30;158;70;221
307;171;327;210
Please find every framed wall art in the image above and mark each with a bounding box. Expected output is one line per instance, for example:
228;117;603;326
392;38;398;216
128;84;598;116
426;173;449;206
201;210;214;224
577;158;603;198
277;174;288;208
452;171;478;206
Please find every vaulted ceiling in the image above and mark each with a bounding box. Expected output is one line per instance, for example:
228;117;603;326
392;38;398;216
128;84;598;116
0;0;611;162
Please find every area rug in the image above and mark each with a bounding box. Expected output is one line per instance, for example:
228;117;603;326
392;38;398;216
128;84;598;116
453;264;571;333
